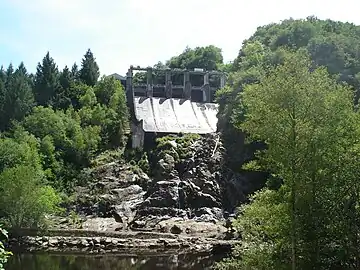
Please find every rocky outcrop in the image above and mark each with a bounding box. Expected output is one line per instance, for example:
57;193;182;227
130;133;266;230
61;133;265;238
67;162;150;230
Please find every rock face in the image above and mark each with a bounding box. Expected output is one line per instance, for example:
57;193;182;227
130;133;266;231
67;133;266;235
70;162;150;230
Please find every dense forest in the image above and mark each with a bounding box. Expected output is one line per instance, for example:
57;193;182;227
2;16;360;269
0;49;130;230
216;17;360;270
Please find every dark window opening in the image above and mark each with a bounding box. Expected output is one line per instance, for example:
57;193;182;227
154;73;165;85
134;92;146;97
171;74;184;85
172;89;184;99
153;87;165;98
191;74;204;87
191;90;203;102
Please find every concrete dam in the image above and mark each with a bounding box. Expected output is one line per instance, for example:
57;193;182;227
125;66;226;148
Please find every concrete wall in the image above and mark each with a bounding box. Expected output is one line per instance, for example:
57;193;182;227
131;122;145;148
133;97;218;134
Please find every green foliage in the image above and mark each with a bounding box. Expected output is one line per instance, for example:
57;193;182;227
0;48;134;232
129;164;143;175
124;148;150;175
53;65;77;110
33;52;60;106
133;45;225;85
71;63;79;80
80;76;129;149
68;210;82;228
220;52;360;269
222;17;360;124
0;165;61;229
0;63;35;130
79;49;100;86
167;45;223;71
90;149;123;167
137;152;150;174
20;106;101;190
0;131;42;173
0;226;12;270
0;49;129;196
217;18;360;173
216;189;290;270
154;133;200;163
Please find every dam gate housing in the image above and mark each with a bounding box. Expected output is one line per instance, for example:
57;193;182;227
125;66;226;148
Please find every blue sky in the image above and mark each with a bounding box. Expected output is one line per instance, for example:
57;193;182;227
0;0;359;76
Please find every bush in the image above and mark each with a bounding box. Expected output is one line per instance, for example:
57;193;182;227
0;165;61;229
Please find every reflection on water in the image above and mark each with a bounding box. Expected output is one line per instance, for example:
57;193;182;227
6;251;223;270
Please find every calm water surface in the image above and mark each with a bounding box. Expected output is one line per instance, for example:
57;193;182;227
6;251;224;270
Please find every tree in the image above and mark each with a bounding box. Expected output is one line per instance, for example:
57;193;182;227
167;45;224;71
0;165;61;229
21;106;101;190
220;52;360;269
0;67;5;126
33;52;60;106
53;65;74;109
0;63;34;130
59;65;73;91
216;17;360;176
71;63;79;81
133;45;225;85
93;76;129;148
79;49;100;86
0;130;61;229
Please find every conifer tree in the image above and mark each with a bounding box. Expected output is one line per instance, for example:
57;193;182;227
0;66;5;127
59;65;72;91
0;63;34;130
53;65;73;109
79;49;100;86
33;52;60;106
71;63;79;81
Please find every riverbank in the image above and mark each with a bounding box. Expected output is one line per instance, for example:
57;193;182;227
8;228;238;255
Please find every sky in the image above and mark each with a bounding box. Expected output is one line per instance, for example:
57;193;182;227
0;0;359;76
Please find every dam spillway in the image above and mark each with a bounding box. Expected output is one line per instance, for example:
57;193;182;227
134;96;218;134
125;66;226;148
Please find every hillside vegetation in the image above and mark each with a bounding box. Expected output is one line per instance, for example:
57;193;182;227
1;16;360;269
216;17;360;270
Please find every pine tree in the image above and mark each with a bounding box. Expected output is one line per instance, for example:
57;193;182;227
5;64;13;87
33;52;60;106
0;64;14;130
71;63;79;81
0;66;5;126
17;62;27;75
0;65;4;80
79;49;100;86
0;63;34;130
59;66;72;90
53;66;73;109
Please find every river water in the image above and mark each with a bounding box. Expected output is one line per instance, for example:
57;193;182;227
5;251;224;270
